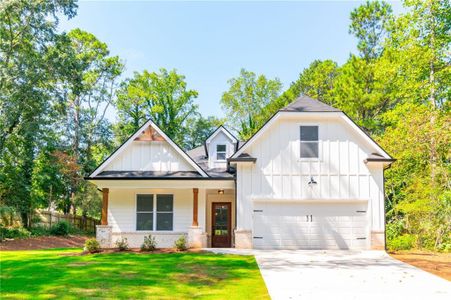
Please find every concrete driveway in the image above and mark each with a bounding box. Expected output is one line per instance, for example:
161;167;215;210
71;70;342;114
254;250;450;300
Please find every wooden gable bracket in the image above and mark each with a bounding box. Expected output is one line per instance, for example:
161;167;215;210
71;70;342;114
134;126;165;142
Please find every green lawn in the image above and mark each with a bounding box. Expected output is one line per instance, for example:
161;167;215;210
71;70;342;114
0;249;269;299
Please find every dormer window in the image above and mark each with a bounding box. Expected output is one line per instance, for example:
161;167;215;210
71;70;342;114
300;126;319;158
216;144;227;161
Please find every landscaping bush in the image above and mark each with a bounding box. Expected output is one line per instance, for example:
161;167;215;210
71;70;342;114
29;225;51;237
0;226;31;241
50;221;71;236
84;238;101;253
386;219;405;241
115;237;129;251
174;235;187;251
388;234;416;251
141;235;157;251
437;243;451;253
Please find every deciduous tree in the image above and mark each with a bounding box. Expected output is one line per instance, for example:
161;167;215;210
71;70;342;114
221;69;282;140
115;69;198;145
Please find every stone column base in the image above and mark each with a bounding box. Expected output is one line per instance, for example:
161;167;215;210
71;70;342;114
234;230;252;249
187;226;207;248
371;230;385;250
96;225;112;248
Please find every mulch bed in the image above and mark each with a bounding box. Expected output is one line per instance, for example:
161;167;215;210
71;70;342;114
389;251;451;281
0;236;207;255
68;248;207;256
0;235;89;251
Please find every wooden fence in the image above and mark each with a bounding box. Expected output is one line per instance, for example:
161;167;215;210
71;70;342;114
37;211;99;233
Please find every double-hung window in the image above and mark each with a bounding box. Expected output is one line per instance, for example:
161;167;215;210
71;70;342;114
136;194;173;231
156;195;173;230
216;144;226;161
300;126;319;159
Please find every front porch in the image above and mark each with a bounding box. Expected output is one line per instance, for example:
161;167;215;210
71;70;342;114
92;179;236;249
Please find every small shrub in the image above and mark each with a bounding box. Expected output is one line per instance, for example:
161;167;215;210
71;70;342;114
0;226;31;241
388;234;416;251
386;219;405;241
141;235;157;251
437;243;451;253
50;221;70;236
174;235;187;251
29;225;51;237
84;238;101;253
115;237;129;251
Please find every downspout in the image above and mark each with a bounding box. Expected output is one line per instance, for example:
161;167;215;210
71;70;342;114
383;163;393;252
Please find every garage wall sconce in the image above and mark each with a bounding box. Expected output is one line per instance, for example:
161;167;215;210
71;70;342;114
308;176;317;186
217;189;225;195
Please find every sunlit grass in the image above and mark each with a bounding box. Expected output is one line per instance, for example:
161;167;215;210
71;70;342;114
0;249;269;299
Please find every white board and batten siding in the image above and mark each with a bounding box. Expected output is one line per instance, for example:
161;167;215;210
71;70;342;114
105;140;195;172
236;114;385;249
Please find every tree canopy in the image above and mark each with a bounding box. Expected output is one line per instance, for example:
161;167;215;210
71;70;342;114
221;69;282;140
114;69;200;146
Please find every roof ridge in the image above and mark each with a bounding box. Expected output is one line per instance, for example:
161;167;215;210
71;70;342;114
280;95;341;112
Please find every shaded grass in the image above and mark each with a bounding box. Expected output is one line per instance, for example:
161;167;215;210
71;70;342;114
0;248;269;299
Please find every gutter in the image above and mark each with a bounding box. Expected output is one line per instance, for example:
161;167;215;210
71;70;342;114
84;176;235;181
228;157;257;163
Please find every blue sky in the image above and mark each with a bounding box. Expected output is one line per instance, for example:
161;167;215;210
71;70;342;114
59;1;402;120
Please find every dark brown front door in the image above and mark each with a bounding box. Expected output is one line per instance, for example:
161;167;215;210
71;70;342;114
211;202;231;248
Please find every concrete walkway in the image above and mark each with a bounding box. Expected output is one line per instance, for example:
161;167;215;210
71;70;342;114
206;249;451;300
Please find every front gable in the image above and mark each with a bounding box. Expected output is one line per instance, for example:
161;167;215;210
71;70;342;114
89;120;208;178
232;112;393;162
234;112;392;201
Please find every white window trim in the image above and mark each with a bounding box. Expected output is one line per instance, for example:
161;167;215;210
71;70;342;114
298;124;322;161
216;144;227;162
136;193;174;232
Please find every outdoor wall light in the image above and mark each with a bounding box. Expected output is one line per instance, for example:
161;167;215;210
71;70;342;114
308;176;317;186
218;189;225;195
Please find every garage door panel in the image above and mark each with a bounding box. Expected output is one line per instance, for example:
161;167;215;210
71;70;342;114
252;202;369;250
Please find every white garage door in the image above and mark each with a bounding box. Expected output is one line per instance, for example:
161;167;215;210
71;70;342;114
252;202;369;250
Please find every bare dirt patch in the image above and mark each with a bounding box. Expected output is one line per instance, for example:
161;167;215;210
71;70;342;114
389;251;451;281
173;263;229;285
0;235;88;251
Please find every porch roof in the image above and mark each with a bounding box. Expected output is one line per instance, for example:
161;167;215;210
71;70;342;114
86;178;235;189
86;169;235;180
89;170;204;179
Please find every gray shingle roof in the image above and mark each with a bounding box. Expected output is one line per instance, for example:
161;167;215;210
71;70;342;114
228;153;256;162
186;145;205;160
186;146;236;178
95;170;203;178
280;96;341;112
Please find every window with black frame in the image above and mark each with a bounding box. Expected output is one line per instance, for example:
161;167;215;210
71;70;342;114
156;194;173;230
136;194;173;231
136;194;153;230
300;126;319;158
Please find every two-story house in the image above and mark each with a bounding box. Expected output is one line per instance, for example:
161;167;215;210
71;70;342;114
86;96;394;250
